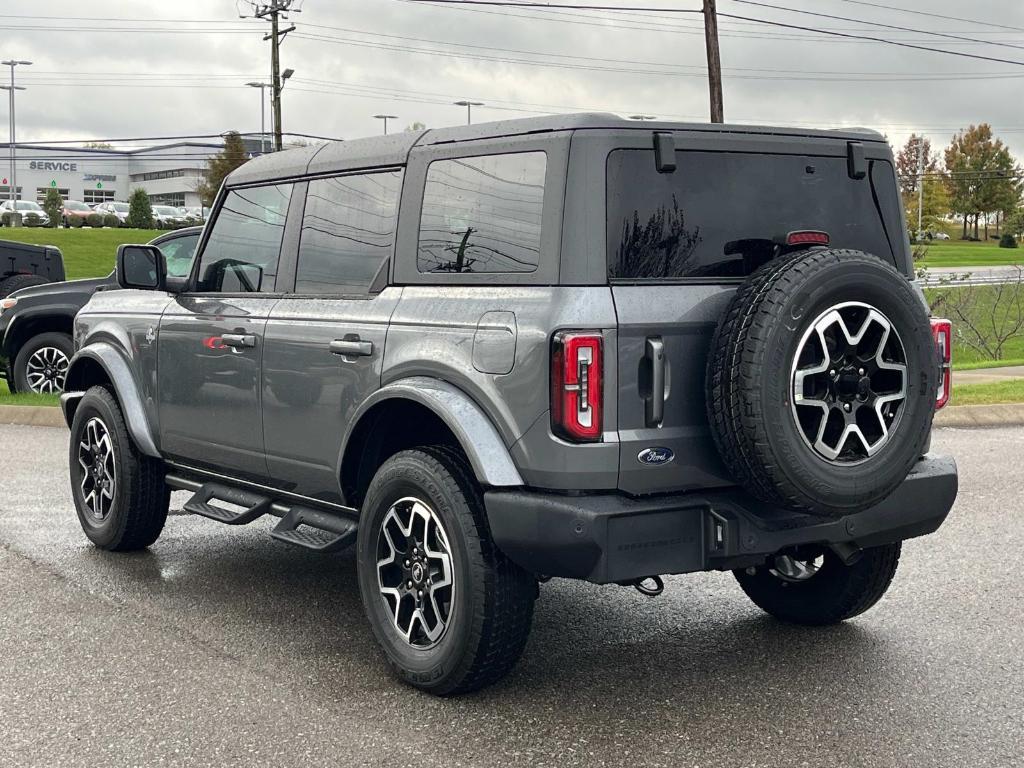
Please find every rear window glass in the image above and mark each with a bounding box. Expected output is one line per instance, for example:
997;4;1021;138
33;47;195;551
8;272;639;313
417;152;546;274
607;149;899;280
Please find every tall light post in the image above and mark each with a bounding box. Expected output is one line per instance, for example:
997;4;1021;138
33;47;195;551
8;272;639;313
454;100;483;126
374;114;398;135
1;59;31;217
246;82;270;153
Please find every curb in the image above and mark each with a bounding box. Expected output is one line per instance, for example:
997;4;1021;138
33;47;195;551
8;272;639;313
1;401;1023;431
0;405;67;428
934;403;1024;428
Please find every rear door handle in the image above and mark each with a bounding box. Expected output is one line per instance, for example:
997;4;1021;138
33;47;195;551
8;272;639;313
330;338;374;357
221;333;256;349
645;337;666;427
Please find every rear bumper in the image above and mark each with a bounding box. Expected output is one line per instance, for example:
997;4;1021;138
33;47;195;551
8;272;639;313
484;454;958;584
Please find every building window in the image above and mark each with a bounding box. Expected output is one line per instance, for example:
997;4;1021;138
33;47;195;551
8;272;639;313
83;190;116;205
36;188;70;203
295;170;403;295
150;193;186;207
417;152;546;274
129;168;203;183
0;186;23;199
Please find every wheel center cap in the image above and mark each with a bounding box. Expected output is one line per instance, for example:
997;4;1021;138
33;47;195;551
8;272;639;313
411;562;425;585
835;368;861;398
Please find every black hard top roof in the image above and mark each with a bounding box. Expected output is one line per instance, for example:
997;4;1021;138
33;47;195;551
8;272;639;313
225;112;885;186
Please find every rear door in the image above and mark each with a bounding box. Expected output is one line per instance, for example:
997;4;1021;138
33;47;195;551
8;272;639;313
605;137;903;495
157;182;296;480
262;169;404;503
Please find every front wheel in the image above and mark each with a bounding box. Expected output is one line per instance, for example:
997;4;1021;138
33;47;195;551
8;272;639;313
356;446;537;695
69;385;170;551
734;543;901;625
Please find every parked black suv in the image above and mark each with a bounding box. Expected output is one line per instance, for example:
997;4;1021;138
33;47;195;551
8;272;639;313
61;115;957;695
0;227;201;394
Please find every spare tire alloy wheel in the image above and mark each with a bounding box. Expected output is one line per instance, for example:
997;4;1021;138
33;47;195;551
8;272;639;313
792;301;907;463
376;496;455;648
25;344;71;394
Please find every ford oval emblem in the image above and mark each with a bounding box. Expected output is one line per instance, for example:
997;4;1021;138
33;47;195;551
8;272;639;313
638;447;675;466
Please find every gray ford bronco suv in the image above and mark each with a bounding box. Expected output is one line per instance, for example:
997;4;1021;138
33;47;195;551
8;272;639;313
62;114;958;695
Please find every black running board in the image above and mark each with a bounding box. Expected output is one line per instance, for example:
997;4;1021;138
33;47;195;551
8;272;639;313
271;506;357;553
183;483;271;525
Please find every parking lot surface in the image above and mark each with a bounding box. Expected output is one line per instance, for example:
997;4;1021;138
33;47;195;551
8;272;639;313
0;424;1021;767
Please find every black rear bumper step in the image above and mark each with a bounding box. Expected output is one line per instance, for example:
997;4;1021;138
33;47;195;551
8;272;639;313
184;483;272;525
271;506;358;553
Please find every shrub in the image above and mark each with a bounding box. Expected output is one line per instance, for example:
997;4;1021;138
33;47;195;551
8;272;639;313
24;212;42;227
999;233;1018;249
67;215;85;228
86;213;104;228
0;211;11;227
102;213;120;228
127;188;154;229
42;188;62;228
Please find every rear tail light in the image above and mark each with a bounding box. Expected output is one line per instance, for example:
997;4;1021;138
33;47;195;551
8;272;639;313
931;318;952;409
785;230;830;247
551;331;603;442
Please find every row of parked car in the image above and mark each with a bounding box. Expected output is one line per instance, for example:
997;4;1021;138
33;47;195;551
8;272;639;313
0;199;208;228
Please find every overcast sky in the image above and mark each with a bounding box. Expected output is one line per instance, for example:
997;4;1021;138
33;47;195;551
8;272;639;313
5;0;1024;161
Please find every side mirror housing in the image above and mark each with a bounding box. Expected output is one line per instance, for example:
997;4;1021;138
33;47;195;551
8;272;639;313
116;244;167;290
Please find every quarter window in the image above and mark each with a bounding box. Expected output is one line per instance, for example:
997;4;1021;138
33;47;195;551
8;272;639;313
295;170;403;295
195;184;292;293
417;152;546;274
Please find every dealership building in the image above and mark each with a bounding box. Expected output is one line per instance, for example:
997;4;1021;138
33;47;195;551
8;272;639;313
0;138;265;209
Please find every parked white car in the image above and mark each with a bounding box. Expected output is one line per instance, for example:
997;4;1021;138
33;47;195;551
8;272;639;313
930;232;951;241
152;205;184;227
0;200;50;226
93;201;130;224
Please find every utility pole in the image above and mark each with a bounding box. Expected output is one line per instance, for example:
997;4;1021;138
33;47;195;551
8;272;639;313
702;0;724;123
916;136;925;236
243;2;297;151
1;60;31;217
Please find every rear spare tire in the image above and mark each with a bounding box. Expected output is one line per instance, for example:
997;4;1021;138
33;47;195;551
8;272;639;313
706;249;938;518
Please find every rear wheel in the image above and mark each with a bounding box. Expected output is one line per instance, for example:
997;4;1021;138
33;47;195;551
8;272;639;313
734;543;901;625
356;446;537;695
69;386;169;551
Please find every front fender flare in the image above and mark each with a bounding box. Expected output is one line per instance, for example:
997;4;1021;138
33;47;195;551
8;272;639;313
62;343;160;457
340;377;524;489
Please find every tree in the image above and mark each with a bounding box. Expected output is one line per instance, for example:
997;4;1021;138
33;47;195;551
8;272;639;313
929;268;1024;361
1005;208;1024;239
904;176;950;238
42;187;63;228
944;124;1020;240
195;131;250;207
127;188;154;229
406;121;427;132
895;134;939;196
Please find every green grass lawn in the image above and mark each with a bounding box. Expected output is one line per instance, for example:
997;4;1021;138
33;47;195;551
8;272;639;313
953;378;1024;406
924;284;1024;368
0;227;162;280
0;379;59;407
918;239;1023;269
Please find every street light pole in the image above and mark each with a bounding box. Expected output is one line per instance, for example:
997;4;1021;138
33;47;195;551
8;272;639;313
1;59;31;215
247;82;270;153
454;100;483;126
374;114;398;135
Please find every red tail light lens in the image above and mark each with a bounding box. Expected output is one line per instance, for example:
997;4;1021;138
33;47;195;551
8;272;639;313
785;230;830;246
931;318;952;409
551;331;603;442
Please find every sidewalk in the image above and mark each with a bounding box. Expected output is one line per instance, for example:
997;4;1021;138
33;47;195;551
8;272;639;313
954;365;1024;386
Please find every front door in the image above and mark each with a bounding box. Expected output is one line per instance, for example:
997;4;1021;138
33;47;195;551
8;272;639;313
157;182;296;480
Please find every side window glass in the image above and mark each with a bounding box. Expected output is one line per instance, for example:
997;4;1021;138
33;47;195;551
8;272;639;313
295;170;403;295
159;234;200;278
417;152;546;274
195;184;292;293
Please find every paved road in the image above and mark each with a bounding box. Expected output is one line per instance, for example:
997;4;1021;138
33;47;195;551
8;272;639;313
955;364;1024;386
0;424;1021;768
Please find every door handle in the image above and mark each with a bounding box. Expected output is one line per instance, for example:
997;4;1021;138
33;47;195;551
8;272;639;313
221;333;256;349
645;337;666;427
330;338;374;357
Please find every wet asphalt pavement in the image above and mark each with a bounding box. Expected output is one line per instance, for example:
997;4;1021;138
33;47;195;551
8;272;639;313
0;424;1021;767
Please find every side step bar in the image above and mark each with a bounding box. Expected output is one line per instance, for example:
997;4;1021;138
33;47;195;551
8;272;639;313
178;479;357;553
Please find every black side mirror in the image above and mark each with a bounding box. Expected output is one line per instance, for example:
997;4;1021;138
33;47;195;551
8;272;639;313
116;244;167;290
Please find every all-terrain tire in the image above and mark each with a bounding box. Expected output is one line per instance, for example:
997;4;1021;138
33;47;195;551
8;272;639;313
13;331;73;394
0;273;49;298
68;385;169;551
356;446;537;696
734;543;901;625
706;248;938;518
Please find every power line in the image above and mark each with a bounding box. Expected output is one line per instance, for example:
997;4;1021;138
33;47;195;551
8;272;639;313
833;0;1024;35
